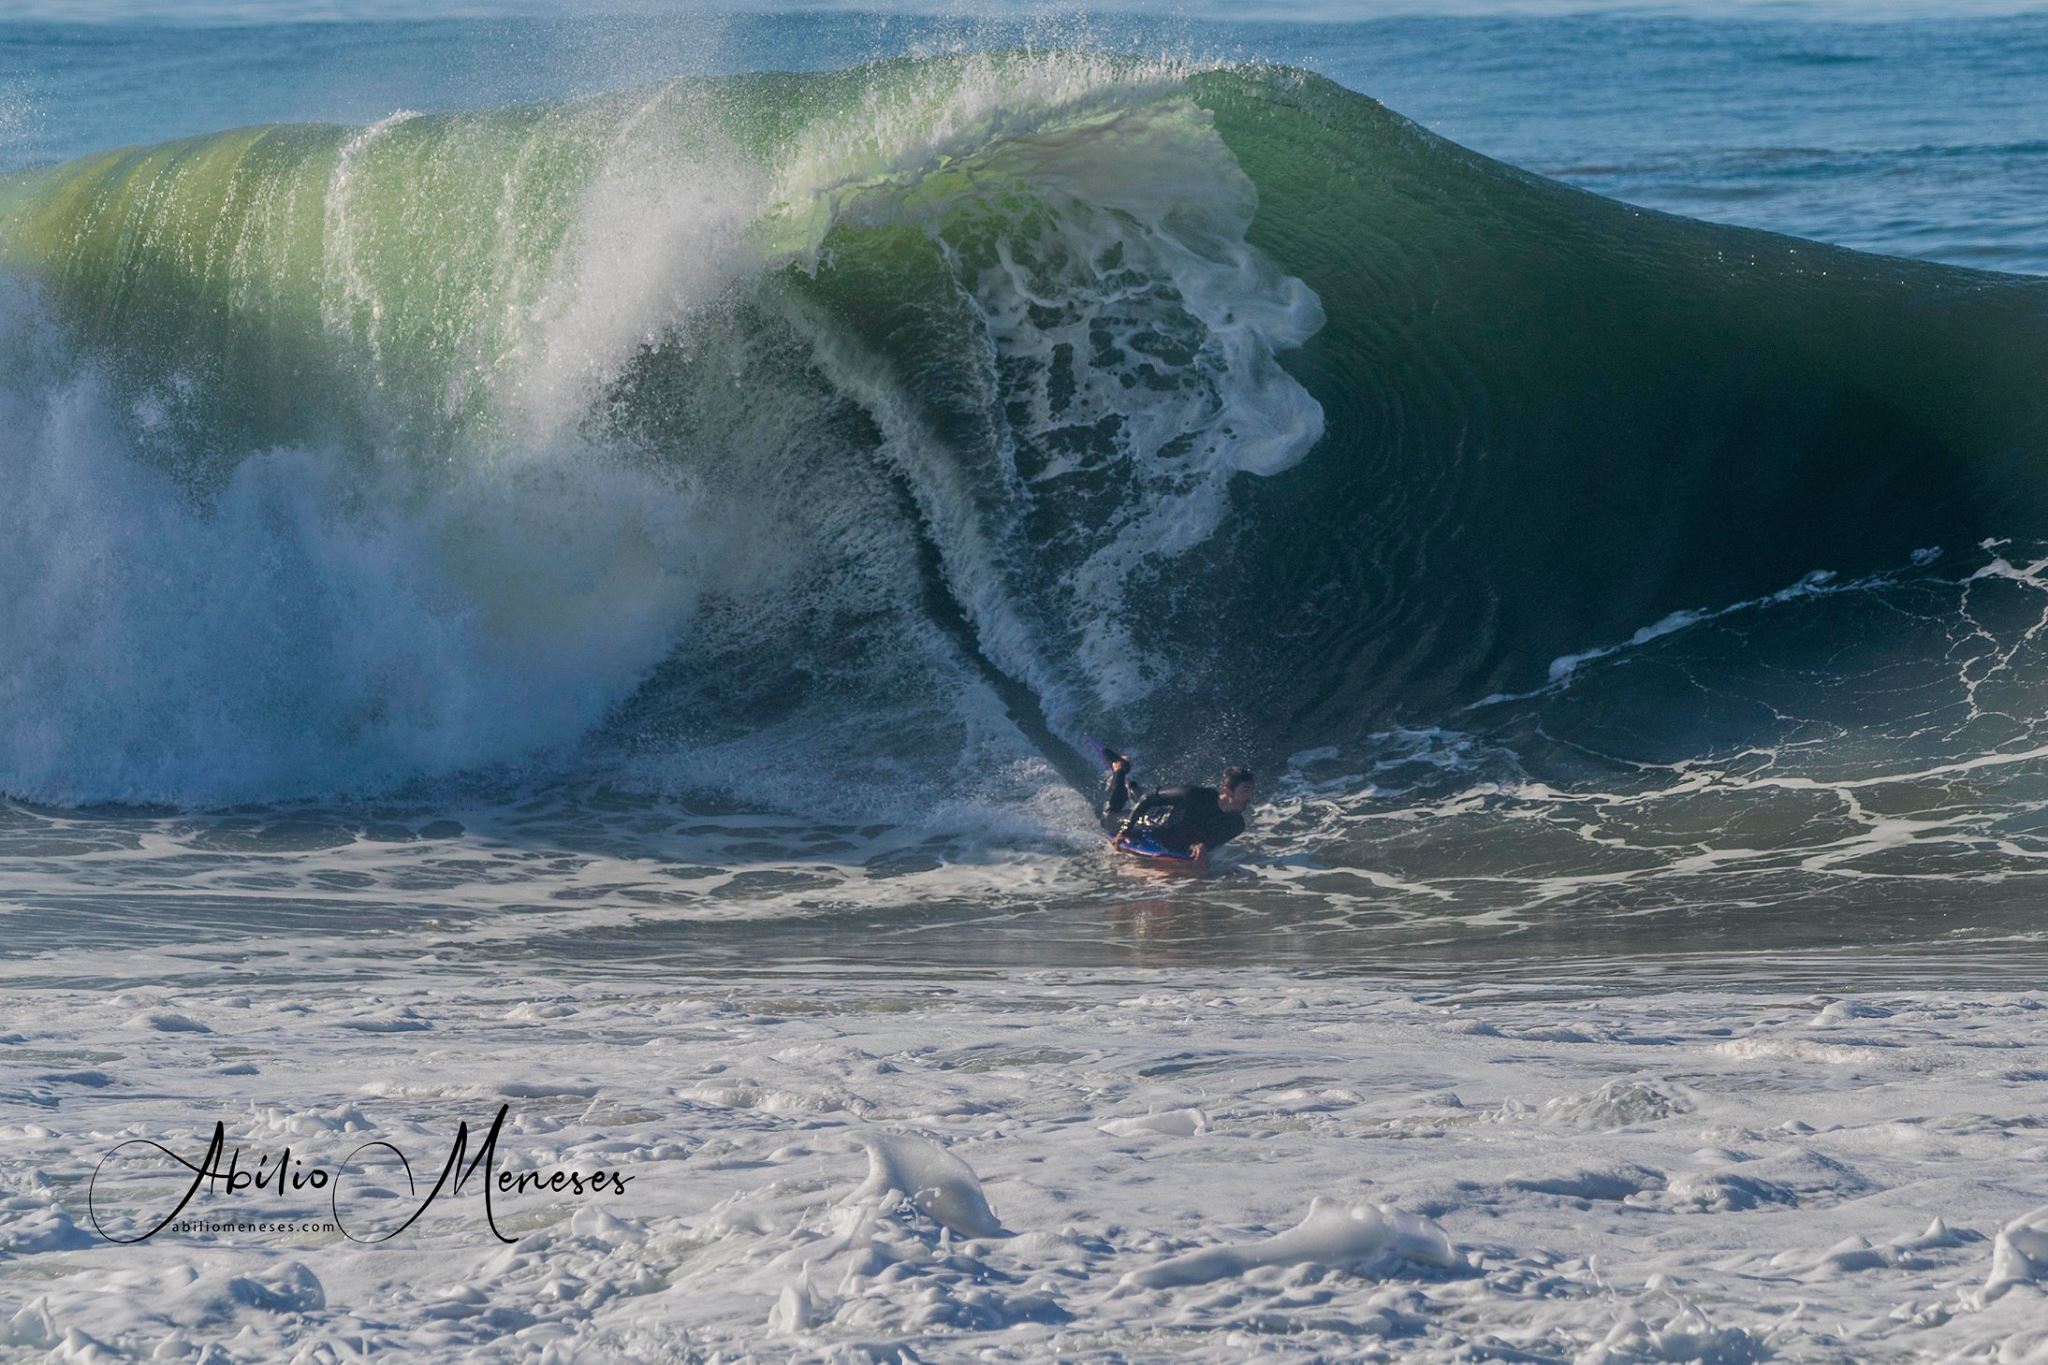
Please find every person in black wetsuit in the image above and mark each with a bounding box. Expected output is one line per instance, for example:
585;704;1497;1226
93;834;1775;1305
1101;754;1256;858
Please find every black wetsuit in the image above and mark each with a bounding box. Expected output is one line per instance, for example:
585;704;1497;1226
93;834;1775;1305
1103;771;1246;854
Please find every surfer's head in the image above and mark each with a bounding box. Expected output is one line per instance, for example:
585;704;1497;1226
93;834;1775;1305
1219;766;1256;813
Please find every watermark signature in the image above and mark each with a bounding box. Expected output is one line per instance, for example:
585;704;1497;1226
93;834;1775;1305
89;1104;631;1245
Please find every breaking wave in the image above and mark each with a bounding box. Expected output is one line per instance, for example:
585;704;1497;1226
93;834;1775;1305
2;54;2045;811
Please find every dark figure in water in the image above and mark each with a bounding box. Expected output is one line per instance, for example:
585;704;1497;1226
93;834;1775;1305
1102;754;1256;858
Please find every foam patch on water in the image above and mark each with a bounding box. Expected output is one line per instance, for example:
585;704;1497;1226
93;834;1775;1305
854;1131;1008;1238
1118;1197;1456;1290
1977;1205;2048;1305
4;969;2047;1358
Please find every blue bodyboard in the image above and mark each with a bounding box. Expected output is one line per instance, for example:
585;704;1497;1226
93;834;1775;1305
1111;831;1202;864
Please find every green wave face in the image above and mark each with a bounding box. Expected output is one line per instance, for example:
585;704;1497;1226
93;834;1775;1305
2;54;2046;801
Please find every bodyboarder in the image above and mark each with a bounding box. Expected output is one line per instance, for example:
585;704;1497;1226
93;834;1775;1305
1100;751;1256;861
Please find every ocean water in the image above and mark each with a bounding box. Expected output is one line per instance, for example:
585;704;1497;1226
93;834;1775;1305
3;9;2047;985
6;10;2048;1359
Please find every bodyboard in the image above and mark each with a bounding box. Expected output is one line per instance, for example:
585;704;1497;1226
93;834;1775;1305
1111;831;1203;865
